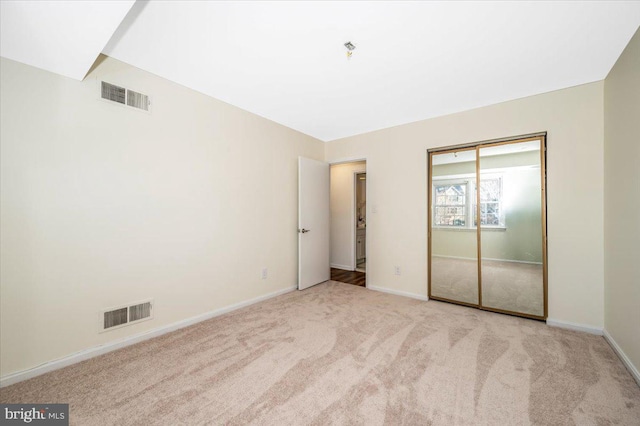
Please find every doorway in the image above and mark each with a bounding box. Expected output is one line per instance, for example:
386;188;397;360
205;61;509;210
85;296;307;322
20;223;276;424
330;161;367;287
428;134;547;320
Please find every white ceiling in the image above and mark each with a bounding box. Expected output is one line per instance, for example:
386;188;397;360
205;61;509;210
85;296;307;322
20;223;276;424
0;1;135;80
2;2;640;141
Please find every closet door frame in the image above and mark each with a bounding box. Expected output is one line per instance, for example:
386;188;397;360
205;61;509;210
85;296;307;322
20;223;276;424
427;133;548;320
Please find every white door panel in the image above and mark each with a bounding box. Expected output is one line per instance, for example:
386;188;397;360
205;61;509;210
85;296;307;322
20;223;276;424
298;157;330;290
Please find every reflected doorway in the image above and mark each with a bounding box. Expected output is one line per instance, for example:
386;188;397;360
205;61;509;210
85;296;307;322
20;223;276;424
356;172;366;272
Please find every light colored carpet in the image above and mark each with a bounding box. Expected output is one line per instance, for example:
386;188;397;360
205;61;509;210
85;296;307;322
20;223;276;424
1;282;639;425
431;256;544;316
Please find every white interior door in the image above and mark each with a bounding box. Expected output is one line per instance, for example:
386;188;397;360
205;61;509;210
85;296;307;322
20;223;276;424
298;156;330;290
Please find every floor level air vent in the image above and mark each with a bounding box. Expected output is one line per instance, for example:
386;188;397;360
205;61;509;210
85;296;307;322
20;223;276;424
104;307;127;329
102;300;153;332
100;81;150;112
129;301;152;322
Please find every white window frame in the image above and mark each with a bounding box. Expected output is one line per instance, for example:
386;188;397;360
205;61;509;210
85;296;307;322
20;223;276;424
432;174;505;230
432;178;472;228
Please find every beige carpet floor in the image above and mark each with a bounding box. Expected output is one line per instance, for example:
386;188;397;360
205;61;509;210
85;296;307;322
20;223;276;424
431;256;544;316
1;281;639;425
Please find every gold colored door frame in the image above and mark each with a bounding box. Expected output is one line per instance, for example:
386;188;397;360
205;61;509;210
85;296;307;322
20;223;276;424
475;144;483;308
427;133;548;320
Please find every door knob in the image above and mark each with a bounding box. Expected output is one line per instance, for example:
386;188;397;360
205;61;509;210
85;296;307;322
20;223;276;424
298;228;311;233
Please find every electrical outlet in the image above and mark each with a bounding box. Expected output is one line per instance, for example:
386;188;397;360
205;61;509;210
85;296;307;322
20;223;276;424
261;268;268;280
394;266;401;275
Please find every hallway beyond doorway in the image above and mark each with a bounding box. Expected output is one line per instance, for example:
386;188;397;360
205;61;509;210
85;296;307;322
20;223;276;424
330;268;365;287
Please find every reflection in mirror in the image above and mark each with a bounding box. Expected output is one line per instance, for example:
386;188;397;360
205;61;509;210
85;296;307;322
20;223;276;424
430;149;478;305
478;140;544;316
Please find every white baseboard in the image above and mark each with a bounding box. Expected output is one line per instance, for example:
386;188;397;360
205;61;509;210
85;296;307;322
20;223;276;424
546;318;603;335
330;263;353;271
603;329;640;387
368;285;429;302
0;285;297;388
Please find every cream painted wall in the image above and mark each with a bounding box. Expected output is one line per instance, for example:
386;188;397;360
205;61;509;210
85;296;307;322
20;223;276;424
0;56;324;377
325;82;604;328
330;162;365;269
604;28;640;373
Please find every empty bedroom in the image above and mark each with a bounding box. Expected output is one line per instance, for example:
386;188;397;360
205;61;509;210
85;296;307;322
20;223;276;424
1;1;639;425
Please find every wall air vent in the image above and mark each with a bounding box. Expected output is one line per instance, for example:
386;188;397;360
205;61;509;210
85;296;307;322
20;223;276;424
126;89;150;111
101;81;126;104
101;300;154;332
104;307;128;329
129;301;152;322
100;81;151;112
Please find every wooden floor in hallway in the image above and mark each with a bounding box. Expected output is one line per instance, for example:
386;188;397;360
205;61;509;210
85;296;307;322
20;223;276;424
330;268;366;287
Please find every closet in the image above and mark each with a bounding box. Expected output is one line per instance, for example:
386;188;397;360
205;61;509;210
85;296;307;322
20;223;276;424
428;134;547;319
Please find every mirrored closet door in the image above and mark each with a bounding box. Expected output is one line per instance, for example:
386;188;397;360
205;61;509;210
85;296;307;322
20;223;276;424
429;148;479;306
428;135;547;320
